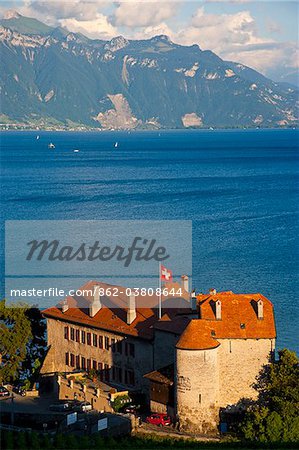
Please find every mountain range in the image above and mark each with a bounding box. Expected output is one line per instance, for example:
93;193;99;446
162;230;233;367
0;11;298;130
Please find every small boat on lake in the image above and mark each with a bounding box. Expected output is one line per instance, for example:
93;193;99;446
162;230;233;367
114;142;118;148
74;149;80;153
48;143;55;149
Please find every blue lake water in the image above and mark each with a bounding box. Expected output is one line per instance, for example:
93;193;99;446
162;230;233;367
1;129;298;352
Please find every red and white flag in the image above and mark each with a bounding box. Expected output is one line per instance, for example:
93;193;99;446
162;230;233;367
160;264;173;282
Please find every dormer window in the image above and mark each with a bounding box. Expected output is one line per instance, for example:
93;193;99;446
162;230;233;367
240;323;246;329
211;330;216;336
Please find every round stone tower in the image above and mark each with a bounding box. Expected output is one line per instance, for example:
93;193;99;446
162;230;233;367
175;320;219;433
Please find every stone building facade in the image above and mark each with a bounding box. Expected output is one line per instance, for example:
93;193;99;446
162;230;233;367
41;279;276;433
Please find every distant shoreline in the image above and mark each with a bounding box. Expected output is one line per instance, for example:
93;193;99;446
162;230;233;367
1;126;298;133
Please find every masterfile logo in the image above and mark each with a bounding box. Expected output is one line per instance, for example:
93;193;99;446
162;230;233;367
26;237;170;267
5;220;192;308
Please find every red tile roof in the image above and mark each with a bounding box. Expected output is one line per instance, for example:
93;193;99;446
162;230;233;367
176;320;220;350
42;280;189;340
176;291;276;350
43;282;276;346
198;291;276;339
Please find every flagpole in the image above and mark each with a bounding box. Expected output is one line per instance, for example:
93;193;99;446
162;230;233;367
159;262;162;319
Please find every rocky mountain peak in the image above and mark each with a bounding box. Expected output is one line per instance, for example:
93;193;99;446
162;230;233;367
105;35;129;52
3;9;21;20
151;35;173;44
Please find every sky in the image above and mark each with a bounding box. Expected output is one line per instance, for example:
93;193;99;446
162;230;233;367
0;1;298;81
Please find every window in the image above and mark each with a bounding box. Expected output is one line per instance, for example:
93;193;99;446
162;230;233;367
118;367;122;383
64;326;69;340
76;355;80;368
93;334;97;347
128;370;135;386
75;329;80;342
70;328;75;340
124;370;128;384
129;343;135;358
105;337;109;350
93;360;97;370
125;343;128;356
98;336;103;349
81;330;86;344
70;353;75;367
87;332;91;345
111;338;116;352
116;340;122;354
65;352;69;366
112;366;116;380
81;356;86;369
199;394;202;403
87;359;91;370
104;364;109;382
240;323;246;329
98;362;103;381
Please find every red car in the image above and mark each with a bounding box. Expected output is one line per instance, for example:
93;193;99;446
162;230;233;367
146;413;171;426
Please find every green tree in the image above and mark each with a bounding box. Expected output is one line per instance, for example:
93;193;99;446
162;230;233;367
0;300;32;383
0;300;47;385
23;306;47;385
241;349;299;443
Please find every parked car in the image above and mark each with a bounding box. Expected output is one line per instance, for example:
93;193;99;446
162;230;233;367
0;386;10;397
13;385;26;396
146;413;172;426
73;401;92;412
49;402;70;412
122;403;140;415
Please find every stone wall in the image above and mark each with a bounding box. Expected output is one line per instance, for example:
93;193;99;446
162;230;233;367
217;338;275;406
58;376;112;412
150;400;175;418
175;338;275;433
44;318;154;393
176;347;219;433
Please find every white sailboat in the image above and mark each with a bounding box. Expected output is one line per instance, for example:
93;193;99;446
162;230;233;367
114;142;118;148
48;142;55;149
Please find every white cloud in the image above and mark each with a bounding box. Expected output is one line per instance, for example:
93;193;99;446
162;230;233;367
126;21;175;40
224;42;299;72
59;15;118;39
113;1;177;28
14;0;118;40
16;0;109;25
26;1;108;20
174;7;298;75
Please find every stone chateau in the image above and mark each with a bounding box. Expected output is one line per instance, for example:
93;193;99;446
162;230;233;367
41;277;276;432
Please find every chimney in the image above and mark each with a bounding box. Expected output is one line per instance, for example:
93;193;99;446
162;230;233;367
181;275;189;293
257;299;263;320
62;299;69;313
89;286;102;317
215;299;221;320
209;288;217;295
127;293;137;325
191;289;197;311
